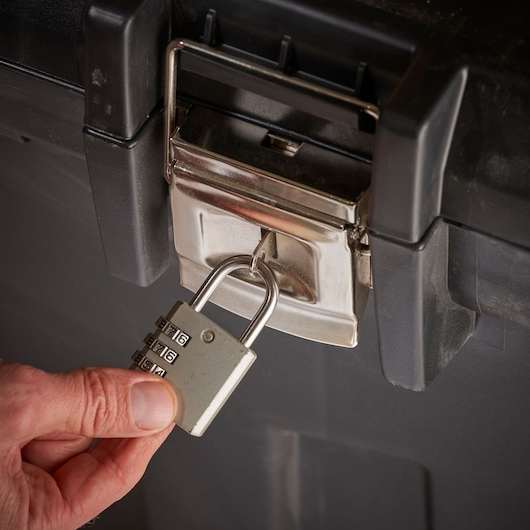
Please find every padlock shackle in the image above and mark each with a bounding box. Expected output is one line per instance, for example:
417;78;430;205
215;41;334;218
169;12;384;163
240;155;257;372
189;255;279;348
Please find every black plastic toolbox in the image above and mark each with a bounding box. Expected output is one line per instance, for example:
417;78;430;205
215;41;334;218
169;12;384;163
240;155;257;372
1;1;530;528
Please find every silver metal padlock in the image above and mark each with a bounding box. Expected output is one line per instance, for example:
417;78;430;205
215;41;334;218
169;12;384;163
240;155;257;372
131;255;279;436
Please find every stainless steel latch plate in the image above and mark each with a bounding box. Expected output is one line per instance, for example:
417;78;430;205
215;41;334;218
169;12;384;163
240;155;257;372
165;39;379;347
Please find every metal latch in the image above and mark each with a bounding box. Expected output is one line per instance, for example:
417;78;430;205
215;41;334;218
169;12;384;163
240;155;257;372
165;39;380;347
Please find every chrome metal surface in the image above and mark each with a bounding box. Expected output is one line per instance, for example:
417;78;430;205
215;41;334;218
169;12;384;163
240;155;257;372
171;106;370;225
250;230;277;276
179;39;380;119
190;254;279;348
164;42;181;182
164;38;380;183
166;38;375;347
169;150;371;347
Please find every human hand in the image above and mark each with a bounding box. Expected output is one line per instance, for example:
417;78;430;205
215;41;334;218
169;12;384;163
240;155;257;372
0;362;177;530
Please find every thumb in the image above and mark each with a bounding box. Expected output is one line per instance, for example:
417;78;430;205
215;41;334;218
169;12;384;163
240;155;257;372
0;363;177;445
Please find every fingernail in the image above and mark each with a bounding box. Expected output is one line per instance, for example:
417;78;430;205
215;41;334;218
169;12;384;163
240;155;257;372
130;382;176;430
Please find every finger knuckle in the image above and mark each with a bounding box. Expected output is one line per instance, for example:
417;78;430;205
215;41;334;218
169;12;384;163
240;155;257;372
79;369;124;435
0;363;47;441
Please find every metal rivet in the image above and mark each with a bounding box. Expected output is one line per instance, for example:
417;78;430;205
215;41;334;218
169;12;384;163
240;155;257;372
201;330;215;343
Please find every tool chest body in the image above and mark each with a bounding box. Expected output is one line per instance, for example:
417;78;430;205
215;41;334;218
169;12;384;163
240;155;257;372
1;1;529;528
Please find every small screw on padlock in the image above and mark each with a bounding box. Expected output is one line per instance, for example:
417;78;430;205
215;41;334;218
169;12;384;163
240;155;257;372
131;255;279;436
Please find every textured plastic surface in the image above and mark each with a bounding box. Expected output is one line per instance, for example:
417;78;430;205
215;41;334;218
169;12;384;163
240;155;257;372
81;0;172;284
84;109;169;286
173;0;415;104
442;68;530;250
84;0;170;139
370;55;467;243
372;221;476;390
0;62;84;154
0;1;174;286
0;0;90;85
173;1;413;162
448;225;530;329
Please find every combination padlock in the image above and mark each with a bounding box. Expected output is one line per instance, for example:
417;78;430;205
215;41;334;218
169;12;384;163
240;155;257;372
131;255;279;436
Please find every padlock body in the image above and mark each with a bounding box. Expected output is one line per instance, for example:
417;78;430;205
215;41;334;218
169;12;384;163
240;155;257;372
132;301;256;436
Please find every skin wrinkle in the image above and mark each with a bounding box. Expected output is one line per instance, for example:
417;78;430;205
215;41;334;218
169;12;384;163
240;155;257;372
24;464;60;528
2;462;30;529
0;366;47;445
77;369;116;437
88;441;130;493
22;433;94;474
0;363;177;530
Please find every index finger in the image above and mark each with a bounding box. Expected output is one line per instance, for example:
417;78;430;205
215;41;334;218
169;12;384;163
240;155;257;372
25;426;174;530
